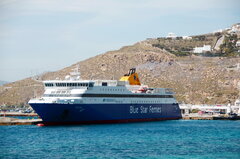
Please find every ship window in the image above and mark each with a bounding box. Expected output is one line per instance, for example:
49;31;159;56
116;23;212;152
45;83;54;87
102;82;108;86
89;83;94;87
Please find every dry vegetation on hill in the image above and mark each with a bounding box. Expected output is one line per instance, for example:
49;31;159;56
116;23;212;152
0;40;240;107
151;34;218;54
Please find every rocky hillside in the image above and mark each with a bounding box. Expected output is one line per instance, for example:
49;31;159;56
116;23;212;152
0;80;9;86
151;33;218;55
0;40;240;107
149;24;240;57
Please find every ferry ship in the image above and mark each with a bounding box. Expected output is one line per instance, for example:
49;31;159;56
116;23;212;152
29;68;182;125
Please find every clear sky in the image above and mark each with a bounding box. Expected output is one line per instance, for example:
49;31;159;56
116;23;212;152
0;0;239;82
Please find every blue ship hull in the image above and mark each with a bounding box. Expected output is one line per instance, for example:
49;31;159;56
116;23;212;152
30;103;182;125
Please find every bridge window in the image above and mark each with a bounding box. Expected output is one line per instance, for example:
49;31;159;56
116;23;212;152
50;82;94;87
45;83;54;87
102;82;108;86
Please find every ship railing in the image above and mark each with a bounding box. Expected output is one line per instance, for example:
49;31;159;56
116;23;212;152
164;88;175;95
137;88;176;95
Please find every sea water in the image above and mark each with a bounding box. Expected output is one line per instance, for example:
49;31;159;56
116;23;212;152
1;120;240;159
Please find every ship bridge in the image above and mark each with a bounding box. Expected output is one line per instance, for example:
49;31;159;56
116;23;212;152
44;81;94;88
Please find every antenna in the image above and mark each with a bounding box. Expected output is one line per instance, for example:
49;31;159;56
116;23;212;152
69;64;81;80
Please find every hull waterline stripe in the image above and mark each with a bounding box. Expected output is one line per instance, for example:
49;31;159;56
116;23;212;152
37;117;181;126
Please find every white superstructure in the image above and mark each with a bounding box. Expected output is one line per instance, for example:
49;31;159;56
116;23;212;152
29;67;177;106
30;79;177;105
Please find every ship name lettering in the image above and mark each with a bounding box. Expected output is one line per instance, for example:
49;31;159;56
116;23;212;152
140;106;148;113
130;106;139;114
149;106;161;113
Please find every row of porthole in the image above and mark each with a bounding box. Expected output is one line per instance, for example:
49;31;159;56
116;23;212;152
99;88;126;92
132;101;162;103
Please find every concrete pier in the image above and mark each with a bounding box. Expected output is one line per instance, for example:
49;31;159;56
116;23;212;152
1;114;239;126
0;112;38;117
182;116;213;120
182;114;240;120
0;117;42;125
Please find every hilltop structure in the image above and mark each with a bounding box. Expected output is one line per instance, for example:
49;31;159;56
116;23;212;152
166;32;177;39
193;45;211;53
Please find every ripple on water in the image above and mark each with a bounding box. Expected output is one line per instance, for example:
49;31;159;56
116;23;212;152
0;120;240;159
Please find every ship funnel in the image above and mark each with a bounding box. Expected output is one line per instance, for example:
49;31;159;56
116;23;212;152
119;68;141;85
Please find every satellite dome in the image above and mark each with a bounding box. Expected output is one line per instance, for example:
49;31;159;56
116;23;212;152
65;75;70;80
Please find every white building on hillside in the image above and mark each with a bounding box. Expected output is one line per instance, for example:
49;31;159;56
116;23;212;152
213;29;223;34
166;32;177;39
228;23;240;34
236;40;240;47
193;45;211;53
182;36;192;40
